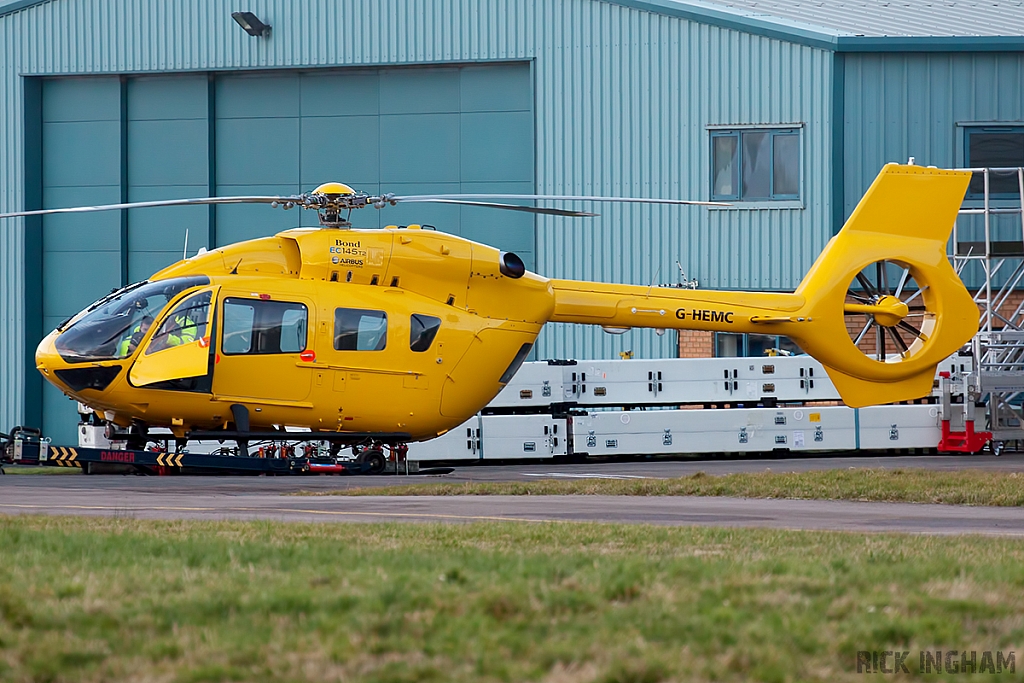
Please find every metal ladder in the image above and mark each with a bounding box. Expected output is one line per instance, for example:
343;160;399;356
951;166;1024;452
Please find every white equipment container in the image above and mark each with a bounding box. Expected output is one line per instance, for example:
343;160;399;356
409;415;568;461
856;404;941;450
937;353;974;380
488;362;565;408
572;357;838;405
408;418;482;460
480;414;568;459
572;406;857;456
373;354;966;463
490;356;840;409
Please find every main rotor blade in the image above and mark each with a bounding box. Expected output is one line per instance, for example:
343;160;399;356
0;196;297;220
0;190;726;221
391;193;730;207
395;198;597;217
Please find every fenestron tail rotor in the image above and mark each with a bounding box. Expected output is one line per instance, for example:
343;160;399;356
782;164;978;407
844;260;932;363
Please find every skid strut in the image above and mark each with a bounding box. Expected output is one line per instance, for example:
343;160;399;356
0;431;417;475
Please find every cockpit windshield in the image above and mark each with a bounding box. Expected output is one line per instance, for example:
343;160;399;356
54;276;210;363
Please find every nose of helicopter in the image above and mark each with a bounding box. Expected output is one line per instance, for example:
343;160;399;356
34;331;62;381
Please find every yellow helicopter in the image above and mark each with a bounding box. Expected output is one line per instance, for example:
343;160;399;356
1;163;978;458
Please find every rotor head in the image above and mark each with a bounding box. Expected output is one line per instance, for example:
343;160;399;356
312;182;356;197
280;181;385;229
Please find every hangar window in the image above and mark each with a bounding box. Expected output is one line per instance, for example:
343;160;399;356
335;308;388;351
222;298;308;355
711;128;800;202
715;333;800;358
965;127;1024;198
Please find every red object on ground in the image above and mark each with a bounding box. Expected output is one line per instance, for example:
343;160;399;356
307;462;350;474
937;419;992;453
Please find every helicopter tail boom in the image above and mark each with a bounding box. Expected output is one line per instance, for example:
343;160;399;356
547;280;804;332
548;164;979;408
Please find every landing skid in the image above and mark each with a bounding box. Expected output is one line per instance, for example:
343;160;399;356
185;429;412;443
1;428;417;476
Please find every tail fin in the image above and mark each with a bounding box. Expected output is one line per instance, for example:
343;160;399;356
785;163;978;407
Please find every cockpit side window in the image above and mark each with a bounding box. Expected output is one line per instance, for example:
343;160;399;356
54;276;210;363
145;291;212;355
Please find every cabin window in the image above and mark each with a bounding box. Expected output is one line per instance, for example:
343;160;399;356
710;128;800;201
410;314;441;352
965;126;1024;198
145;291;211;355
334;308;387;351
222;298;308;355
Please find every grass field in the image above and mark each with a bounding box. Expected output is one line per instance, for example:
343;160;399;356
315;468;1024;506
1;515;1023;682
2;465;82;475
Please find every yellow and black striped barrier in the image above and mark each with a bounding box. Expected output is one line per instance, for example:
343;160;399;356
13;438;303;474
50;446;81;468
155;453;185;467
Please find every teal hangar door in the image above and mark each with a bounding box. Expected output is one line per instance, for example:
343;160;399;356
40;78;125;444
213;64;534;262
36;63;533;443
39;76;214;443
126;76;213;282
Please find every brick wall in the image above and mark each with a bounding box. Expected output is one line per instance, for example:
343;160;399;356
677;330;714;358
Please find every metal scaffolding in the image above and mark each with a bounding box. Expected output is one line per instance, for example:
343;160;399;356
951;166;1024;451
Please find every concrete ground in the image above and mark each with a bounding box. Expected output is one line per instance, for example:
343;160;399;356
2;452;1023;534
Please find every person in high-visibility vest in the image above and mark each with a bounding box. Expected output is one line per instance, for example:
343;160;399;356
171;312;198;344
117;316;154;358
151;312;198;352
